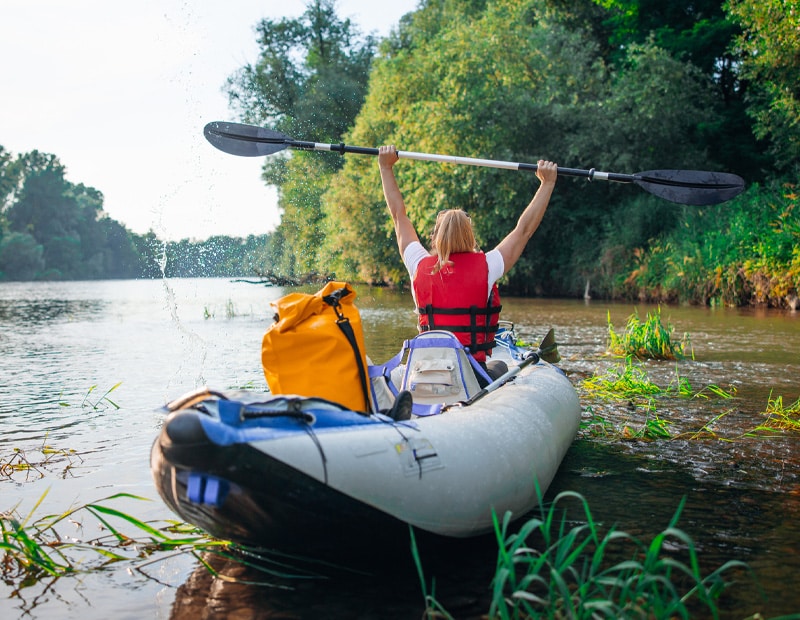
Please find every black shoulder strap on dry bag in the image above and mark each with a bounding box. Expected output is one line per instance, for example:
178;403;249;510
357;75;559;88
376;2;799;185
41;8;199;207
323;288;372;413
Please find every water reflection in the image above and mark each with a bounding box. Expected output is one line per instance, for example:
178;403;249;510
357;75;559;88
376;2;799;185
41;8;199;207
0;298;106;327
553;442;800;618
168;534;498;620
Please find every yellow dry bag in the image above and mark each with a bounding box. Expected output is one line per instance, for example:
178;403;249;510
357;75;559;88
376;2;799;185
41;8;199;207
262;282;374;412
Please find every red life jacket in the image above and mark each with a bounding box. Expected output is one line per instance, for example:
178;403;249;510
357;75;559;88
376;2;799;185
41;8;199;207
412;252;502;362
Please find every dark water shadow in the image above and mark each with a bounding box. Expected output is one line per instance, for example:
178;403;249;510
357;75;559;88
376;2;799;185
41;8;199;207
168;531;501;620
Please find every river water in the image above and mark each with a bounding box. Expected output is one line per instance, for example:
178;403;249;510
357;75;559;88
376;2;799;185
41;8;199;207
1;278;798;619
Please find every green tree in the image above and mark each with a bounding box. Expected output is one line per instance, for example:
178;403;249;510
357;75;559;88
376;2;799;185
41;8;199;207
6;151;79;248
545;0;767;178
226;0;376;140
321;0;720;296
726;0;800;170
0;146;22;215
0;232;45;280
225;0;377;278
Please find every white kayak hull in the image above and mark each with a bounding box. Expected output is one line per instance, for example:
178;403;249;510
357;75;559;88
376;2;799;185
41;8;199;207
151;359;581;548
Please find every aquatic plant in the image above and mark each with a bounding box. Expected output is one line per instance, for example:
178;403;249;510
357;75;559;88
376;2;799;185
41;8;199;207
579;359;736;440
81;382;122;410
1;492;338;590
412;491;748;619
607;307;690;360
0;439;82;482
56;383;122;410
410;527;453;620
203;299;251;320
0;491;224;586
747;393;800;436
579;406;616;437
582;357;662;408
487;492;746;620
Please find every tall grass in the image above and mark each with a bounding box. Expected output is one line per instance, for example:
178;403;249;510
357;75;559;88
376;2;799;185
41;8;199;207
412;491;748;619
487;492;747;619
607;307;690;360
2;492;345;590
1;491;224;584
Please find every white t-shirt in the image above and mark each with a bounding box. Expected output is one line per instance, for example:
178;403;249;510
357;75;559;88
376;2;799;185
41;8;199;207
402;241;504;306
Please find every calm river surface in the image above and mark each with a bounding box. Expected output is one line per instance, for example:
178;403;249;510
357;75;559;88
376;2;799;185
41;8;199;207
1;278;798;619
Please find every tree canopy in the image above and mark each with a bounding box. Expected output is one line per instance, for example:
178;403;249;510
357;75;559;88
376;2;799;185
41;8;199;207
0;149;275;281
3;0;797;307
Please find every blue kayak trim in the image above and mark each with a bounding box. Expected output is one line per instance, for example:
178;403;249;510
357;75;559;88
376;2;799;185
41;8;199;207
198;399;417;446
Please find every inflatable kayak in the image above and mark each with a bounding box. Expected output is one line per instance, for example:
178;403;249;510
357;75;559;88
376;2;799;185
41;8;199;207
151;325;581;552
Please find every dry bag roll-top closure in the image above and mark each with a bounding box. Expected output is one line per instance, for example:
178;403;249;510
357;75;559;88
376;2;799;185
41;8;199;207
261;281;374;413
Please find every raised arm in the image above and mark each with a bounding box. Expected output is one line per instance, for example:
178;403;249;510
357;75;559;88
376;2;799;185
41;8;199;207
379;145;420;256
495;160;557;275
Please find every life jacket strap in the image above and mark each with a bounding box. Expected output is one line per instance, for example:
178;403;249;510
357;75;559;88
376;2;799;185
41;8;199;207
418;303;502;353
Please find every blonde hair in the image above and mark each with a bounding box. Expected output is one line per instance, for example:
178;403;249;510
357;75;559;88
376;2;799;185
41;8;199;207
429;209;477;274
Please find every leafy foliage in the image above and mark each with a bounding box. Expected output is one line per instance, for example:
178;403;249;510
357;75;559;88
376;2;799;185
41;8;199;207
727;0;800;170
618;180;800;307
322;0;722;293
0;151;142;280
2;0;797;305
224;0;377;279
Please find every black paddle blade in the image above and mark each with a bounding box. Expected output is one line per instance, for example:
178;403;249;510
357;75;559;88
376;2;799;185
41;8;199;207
204;121;291;157
537;329;560;364
635;170;745;206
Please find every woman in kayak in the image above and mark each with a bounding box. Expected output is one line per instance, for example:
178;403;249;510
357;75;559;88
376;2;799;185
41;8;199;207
378;145;558;385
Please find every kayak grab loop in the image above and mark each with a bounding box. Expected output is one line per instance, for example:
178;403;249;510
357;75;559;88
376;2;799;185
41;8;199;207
187;473;230;507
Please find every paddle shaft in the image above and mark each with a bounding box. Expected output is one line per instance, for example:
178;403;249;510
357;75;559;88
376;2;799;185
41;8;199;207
279;138;639;183
460;352;541;407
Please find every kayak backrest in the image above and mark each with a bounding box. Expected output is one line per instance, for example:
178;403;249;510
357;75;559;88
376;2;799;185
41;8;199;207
400;331;484;405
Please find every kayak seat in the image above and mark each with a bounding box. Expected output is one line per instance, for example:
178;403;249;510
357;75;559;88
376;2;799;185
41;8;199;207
369;331;493;417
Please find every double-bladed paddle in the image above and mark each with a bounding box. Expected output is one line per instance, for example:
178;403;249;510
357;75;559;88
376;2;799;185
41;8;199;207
204;121;745;206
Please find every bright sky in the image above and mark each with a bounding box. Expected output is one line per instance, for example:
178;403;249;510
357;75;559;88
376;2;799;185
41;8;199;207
1;0;419;241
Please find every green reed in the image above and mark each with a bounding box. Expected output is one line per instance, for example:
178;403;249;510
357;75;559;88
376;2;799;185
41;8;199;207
204;299;249;319
58;383;122;410
1;440;82;482
81;382;122;410
579;358;735;440
746;393;800;436
487;492;747;620
607;307;691;360
1;491;224;585
410;526;453;620
414;490;748;619
2;492;340;589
